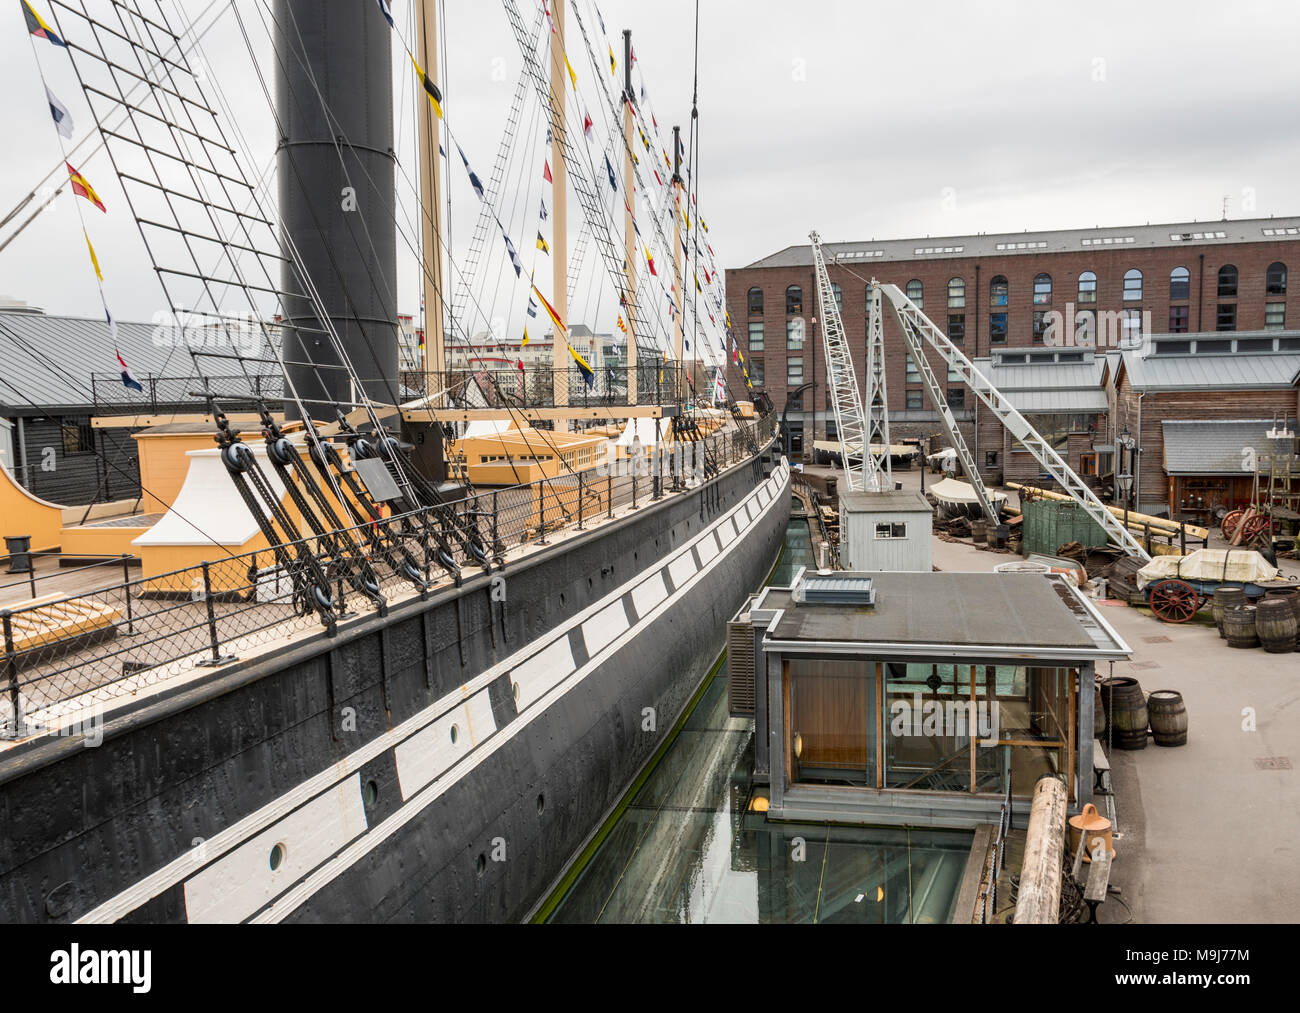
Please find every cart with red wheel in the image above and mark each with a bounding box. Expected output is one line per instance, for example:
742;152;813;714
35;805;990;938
1139;549;1298;623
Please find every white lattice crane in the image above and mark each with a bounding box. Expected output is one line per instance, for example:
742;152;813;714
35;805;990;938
876;282;1151;562
810;232;891;491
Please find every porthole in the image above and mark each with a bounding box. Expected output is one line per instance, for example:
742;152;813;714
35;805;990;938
269;843;287;871
559;593;566;606
450;724;459;745
587;577;593;589
475;852;487;876
512;681;520;700
536;793;546;814
363;780;379;806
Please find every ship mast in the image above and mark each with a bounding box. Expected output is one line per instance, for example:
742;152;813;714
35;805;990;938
549;0;570;423
622;30;638;405
671;125;684;365
415;0;446;385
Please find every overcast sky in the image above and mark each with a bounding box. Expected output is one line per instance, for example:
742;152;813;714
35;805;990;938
2;0;1298;341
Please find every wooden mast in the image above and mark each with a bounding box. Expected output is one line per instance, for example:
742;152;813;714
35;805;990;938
671;125;684;365
415;0;446;386
549;0;569;423
622;30;638;406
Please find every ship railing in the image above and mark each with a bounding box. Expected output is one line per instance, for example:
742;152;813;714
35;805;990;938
90;373;285;414
0;412;776;732
398;363;689;409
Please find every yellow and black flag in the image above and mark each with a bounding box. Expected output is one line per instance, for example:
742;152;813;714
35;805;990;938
536;232;549;254
408;53;443;119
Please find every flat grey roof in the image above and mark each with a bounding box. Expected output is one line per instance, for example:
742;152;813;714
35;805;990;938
1121;348;1300;391
761;571;1130;660
839;490;933;513
742;216;1300;269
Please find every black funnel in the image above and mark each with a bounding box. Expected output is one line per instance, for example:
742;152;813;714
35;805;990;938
274;1;398;420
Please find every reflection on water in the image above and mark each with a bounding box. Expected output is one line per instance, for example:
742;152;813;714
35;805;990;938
769;515;813;585
545;521;973;924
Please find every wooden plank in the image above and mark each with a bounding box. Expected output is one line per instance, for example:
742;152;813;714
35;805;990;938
401;405;680;423
1084;848;1113;903
1093;739;1111;771
950;823;996;924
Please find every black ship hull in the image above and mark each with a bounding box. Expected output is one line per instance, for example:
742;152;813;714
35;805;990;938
0;445;789;923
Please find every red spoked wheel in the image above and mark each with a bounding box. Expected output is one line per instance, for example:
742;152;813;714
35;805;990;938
1221;509;1245;540
1243;514;1273;544
1148;579;1203;623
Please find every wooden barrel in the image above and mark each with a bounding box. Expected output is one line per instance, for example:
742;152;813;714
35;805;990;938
1212;586;1246;639
1222;605;1259;649
1256;598;1298;654
1148;690;1188;747
1263;588;1300;652
1100;676;1148;750
970;519;988;544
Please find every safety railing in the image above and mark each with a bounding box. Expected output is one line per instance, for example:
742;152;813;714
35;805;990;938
399;363;690;410
90;373;285;414
0;412;776;731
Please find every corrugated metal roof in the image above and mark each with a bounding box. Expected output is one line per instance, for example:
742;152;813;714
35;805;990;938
743;216;1300;269
1162;419;1298;475
1005;389;1109;413
0;310;282;412
1122;349;1300;390
973;355;1107;390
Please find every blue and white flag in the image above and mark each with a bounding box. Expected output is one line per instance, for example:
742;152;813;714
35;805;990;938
502;231;523;277
375;0;395;29
457;144;485;201
539;198;548;222
605;155;617;192
46;85;73;139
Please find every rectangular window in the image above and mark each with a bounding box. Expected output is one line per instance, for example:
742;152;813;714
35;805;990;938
751;359;765;386
1032;310;1051;343
60;417;94;455
989;312;1008;344
985;450;999;467
947;363;962;382
787;357;803;385
1216;303;1236;331
826;419;838;441
786;319;804;350
905;390;923;410
947;388;965;410
1169;305;1189;333
1122;308;1143;341
875;522;907;539
786;290;802;315
1265;302;1286;330
947;314;965;342
1019;413;1096;451
748;321;764;352
905;353;920;383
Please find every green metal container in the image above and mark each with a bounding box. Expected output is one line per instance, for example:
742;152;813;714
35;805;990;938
1021;498;1108;557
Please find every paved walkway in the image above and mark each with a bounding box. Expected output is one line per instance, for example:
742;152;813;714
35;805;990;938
924;510;1300;924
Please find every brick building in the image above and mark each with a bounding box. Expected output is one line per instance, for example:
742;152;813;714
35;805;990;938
726;217;1299;488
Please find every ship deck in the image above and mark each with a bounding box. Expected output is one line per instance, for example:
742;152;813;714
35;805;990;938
0;414;778;748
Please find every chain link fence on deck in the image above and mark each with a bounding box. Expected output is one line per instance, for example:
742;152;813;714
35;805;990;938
0;413;776;732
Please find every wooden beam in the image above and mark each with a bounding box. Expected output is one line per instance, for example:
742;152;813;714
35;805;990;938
91;413;282;430
401;405;680;423
1013;776;1067;925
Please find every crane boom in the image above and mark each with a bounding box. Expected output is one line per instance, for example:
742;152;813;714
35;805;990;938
810;231;872;491
877;283;1151;562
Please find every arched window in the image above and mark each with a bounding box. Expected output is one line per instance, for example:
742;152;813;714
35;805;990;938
1266;262;1287;296
747;287;764;315
1123;269;1143;302
906;279;923;308
1170;267;1190;301
1217;265;1237;298
785;285;802;315
990;275;1008;307
1077;271;1097;304
832;283;843;312
1033;273;1052;305
947;277;965;309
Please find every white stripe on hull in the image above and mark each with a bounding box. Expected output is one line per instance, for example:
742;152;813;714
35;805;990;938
76;460;789;924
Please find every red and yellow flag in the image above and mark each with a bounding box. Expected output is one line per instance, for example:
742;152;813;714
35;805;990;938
531;284;565;333
66;161;106;212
